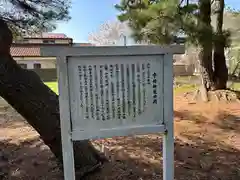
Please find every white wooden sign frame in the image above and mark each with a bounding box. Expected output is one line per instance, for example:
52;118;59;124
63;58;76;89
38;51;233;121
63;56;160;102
41;45;184;180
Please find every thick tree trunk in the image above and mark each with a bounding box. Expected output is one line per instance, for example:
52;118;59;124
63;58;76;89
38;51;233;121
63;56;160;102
213;43;228;89
198;0;215;91
0;19;105;178
213;0;228;89
0;54;105;177
198;44;214;90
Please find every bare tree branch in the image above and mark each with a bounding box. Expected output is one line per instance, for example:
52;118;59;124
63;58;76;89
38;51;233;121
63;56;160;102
88;21;130;45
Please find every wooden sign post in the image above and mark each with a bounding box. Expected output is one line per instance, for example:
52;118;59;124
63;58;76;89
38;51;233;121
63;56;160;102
41;45;184;180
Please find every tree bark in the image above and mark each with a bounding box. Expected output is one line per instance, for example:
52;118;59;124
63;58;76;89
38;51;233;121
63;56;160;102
0;54;106;177
0;19;105;178
198;0;215;91
213;0;228;89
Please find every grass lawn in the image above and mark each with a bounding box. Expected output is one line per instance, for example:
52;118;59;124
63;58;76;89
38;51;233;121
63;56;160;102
44;81;240;96
174;84;197;94
44;82;58;94
229;81;240;91
44;81;198;95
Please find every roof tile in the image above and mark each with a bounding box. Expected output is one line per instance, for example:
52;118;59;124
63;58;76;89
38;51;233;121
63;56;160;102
10;47;40;57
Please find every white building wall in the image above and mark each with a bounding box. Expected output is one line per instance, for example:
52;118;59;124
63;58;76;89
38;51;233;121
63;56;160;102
13;57;56;69
16;60;56;69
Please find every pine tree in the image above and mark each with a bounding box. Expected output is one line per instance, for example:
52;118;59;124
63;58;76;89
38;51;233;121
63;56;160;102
0;0;104;178
213;0;228;89
116;0;230;94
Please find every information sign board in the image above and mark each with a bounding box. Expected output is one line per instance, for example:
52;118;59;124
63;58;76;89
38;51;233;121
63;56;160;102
41;45;185;180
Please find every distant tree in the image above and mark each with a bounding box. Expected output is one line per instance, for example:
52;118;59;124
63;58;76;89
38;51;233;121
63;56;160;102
0;0;104;178
213;7;240;66
218;7;240;45
115;0;233;95
182;5;240;77
88;21;130;45
88;20;152;46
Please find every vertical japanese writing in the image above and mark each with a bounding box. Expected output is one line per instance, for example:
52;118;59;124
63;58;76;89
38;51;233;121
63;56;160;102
78;62;158;121
126;64;131;116
104;65;110;120
94;65;100;120
110;65;115;119
121;64;126;119
89;65;94;119
116;64;121;119
83;65;89;119
78;66;83;108
100;65;105;120
142;63;146;109
147;63;151;85
152;72;158;104
137;63;141;114
131;64;136;117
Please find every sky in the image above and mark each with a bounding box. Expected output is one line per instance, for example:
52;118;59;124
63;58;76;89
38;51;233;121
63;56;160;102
53;0;240;43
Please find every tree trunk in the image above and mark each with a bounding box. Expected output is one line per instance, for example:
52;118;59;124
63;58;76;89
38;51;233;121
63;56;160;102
198;0;215;91
0;19;105;178
213;0;228;89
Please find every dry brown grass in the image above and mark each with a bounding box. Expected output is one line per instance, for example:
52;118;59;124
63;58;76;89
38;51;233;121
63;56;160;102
0;95;240;180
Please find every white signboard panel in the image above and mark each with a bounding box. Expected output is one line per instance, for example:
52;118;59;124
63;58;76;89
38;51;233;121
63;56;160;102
68;55;164;139
40;45;185;180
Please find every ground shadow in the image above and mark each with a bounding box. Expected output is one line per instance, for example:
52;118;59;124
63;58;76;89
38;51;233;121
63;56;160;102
1;104;240;179
1;125;240;180
213;111;240;132
174;110;240;133
174;110;209;124
1;134;239;180
0;106;26;129
0;137;63;180
86;108;240;179
0;105;63;179
89;134;240;180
